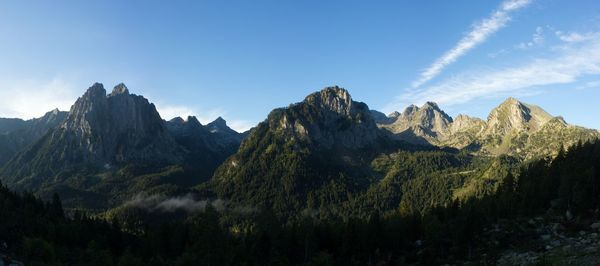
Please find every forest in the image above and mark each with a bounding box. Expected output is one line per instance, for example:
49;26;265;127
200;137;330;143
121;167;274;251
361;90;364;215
1;139;599;265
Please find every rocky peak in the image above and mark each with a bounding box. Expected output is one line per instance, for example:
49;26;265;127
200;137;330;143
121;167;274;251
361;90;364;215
449;114;485;134
208;117;227;128
83;82;107;99
402;105;419;117
109;83;129;97
58;83;181;165
269;87;380;149
207;117;240;136
186;116;202;126
304;86;354;116
383;102;453;138
169;117;185;124
486;97;553;135
388;111;401;119
422;101;440;110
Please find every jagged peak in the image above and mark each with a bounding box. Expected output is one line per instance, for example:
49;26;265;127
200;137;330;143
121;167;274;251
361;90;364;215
84;83;106;98
422;101;440;110
109;83;129;96
402;104;419;116
208;116;227;127
303;86;356;115
495;97;529;110
169;117;185;124
388;111;401;118
186;116;202;126
320;86;351;99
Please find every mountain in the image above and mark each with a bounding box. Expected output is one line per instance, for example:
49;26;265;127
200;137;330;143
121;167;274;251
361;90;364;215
0;118;27;134
0;83;244;208
378;102;453;145
380;97;600;159
0;109;68;166
165;115;244;181
212;86;406;216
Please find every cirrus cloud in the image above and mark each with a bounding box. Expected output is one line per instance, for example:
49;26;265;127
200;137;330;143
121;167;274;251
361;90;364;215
412;0;532;88
387;31;600;111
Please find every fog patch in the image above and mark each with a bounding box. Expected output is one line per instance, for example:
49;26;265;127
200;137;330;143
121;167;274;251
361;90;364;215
124;193;255;214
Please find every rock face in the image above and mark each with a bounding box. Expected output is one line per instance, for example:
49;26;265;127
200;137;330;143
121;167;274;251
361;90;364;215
213;86;403;215
48;83;182;167
379;97;599;159
381;102;453;144
274;86;382;150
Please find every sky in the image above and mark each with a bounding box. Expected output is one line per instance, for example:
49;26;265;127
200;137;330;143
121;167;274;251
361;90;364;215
0;0;599;131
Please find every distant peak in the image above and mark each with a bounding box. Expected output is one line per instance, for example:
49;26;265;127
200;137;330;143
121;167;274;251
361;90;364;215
169;117;185;124
186;116;202;126
210;116;227;127
304;86;355;115
422;101;440;109
402;104;419;116
317;86;352;102
110;83;129;96
501;97;522;105
388;111;401;118
84;83;106;98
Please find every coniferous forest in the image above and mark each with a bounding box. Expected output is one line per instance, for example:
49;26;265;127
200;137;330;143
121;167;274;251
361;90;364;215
2;139;599;265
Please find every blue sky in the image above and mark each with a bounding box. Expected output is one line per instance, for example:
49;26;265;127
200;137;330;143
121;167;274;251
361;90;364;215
0;0;599;131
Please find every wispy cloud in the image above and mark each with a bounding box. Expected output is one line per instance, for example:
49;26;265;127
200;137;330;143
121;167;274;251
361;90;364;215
515;26;544;49
555;31;595;43
387;31;600;111
0;77;79;118
411;0;531;88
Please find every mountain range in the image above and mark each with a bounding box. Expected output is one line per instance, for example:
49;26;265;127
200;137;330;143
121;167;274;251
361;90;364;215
0;83;244;208
0;83;597;212
376;97;600;160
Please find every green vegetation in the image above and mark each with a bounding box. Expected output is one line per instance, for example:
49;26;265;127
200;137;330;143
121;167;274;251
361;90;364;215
1;139;600;265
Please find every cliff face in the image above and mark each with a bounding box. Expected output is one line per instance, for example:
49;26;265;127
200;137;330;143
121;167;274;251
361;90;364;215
48;83;182;167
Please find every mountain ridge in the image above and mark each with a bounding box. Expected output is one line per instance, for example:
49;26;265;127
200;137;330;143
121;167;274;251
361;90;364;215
380;97;599;159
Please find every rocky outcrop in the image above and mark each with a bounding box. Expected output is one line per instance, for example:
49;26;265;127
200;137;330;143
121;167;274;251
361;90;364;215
274;86;382;149
380;102;453;144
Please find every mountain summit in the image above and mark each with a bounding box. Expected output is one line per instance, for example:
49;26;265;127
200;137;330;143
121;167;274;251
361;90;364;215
485;97;553;136
378;101;453;144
